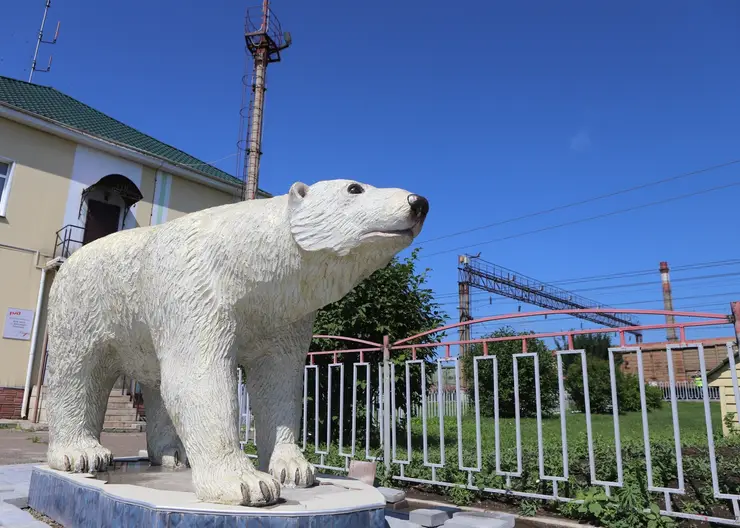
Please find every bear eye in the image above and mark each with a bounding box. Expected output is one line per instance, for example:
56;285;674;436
347;183;364;195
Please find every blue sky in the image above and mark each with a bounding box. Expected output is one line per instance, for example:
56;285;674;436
3;0;740;344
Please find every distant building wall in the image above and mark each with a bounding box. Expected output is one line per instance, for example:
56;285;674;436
620;338;733;382
709;356;740;436
0;117;75;400
0;111;254;420
166;174;235;220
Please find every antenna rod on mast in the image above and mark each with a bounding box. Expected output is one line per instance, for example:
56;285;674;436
29;0;60;83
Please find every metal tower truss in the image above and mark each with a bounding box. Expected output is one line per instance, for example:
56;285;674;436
458;256;643;339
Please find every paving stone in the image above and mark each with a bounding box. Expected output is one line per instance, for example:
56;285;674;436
0;464;38;511
409;508;451;527
446;511;516;528
5;494;29;509
445;515;498;528
0;502;49;527
387;499;409;510
386;514;423;528
378;486;406;503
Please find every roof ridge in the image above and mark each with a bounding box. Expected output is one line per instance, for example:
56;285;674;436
0;75;55;88
45;82;234;179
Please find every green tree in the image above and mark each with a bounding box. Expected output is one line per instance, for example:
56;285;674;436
461;327;560;418
555;333;663;414
555;332;618;369
565;357;663;414
307;248;447;447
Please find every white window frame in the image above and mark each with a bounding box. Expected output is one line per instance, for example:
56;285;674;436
0;155;16;218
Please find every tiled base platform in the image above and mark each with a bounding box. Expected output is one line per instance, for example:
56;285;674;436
28;459;387;527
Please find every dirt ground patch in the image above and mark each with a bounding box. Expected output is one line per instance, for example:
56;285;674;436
0;429;146;466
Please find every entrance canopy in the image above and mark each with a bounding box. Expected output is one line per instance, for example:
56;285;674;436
80;174;143;209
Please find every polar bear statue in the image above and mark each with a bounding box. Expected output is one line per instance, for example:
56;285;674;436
43;179;429;506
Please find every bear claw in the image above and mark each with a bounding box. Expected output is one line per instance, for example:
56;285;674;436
269;443;316;489
48;444;113;474
194;464;281;506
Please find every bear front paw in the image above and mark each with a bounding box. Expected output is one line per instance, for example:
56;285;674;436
193;463;281;506
269;443;316;489
48;443;113;473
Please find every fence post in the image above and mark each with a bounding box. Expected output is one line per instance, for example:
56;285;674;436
382;335;392;471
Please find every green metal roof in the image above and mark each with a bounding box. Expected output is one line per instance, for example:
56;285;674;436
0;76;270;197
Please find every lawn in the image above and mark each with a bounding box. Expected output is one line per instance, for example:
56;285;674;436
291;402;732;476
253;402;740;523
387;402;730;486
409;401;724;455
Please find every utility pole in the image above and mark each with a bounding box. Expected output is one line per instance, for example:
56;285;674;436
660;261;678;342
458;257;472;350
238;0;291;201
29;0;60;83
457;254;478;389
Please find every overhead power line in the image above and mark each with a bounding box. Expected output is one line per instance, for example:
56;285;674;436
569;271;740;294
552;259;740;286
415;158;740;246
484;290;740;311
421;180;740;259
469;294;740;332
438;275;740;303
433;258;740;299
436;287;740;310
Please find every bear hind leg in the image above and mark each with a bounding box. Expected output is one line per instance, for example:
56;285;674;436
46;344;120;474
141;384;187;468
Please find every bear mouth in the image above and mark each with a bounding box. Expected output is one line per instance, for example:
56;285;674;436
360;229;414;240
361;220;423;240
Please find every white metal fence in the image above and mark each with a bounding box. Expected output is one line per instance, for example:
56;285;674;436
238;341;740;526
409;389;470;419
656;380;720;401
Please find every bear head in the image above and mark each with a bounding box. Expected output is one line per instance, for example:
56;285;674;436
287;179;429;259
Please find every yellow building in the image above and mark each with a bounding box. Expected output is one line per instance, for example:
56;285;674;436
708;344;740;437
0;76;269;421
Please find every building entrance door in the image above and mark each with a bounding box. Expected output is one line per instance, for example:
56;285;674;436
82;200;121;245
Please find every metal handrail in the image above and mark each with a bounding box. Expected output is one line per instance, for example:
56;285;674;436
53;224;85;259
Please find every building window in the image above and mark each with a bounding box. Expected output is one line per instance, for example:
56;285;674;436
0;158;14;218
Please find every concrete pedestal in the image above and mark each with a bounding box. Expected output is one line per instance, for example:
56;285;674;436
28;458;386;527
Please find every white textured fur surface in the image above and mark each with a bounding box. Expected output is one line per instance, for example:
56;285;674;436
44;179;428;507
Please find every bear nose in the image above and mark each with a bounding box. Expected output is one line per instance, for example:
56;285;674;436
408;194;429;217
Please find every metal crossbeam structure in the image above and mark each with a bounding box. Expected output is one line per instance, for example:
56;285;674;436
458;256;643;339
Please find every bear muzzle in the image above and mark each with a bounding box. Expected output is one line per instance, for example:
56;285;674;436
408;194;430;218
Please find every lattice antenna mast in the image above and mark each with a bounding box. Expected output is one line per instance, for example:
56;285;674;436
236;0;292;201
29;0;61;83
458;255;643;341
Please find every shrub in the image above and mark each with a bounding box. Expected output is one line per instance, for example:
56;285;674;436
307;249;446;445
566;358;663;414
461;327;559;418
646;385;663;411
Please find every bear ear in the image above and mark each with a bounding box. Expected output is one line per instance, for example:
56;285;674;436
289;181;347;255
288;181;309;207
